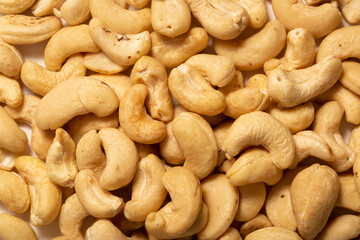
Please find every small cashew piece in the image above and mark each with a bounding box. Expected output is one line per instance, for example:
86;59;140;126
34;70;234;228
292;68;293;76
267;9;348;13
0;73;22;108
0;213;37;240
222;111;295;170
244;227;302;240
36;76;119;130
271;0;341;38
0;41;23;79
338;0;360;24
74;169;124;218
236;183;266;222
213;20;286;71
218;227;242;240
85;52;127;75
236;0;267;28
54;0;90;25
119;84;167;144
32;0;64;16
317;214;360;240
335;174;360;212
15;156;62;226
0;15;62;45
0;0;35;13
240;214;273;237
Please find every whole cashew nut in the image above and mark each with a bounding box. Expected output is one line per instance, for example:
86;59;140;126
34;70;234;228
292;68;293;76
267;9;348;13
335;174;360;212
0;73;22;108
0;41;23;79
32;0;64;17
0;213;37;240
236;183;266;222
317;214;360;240
85;52;127;75
53;0;90;25
0;0;35;13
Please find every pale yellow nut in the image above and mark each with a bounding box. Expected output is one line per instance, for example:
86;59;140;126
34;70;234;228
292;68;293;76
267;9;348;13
291;164;340;240
236;0;267;28
339;0;360;24
219;70;245;95
126;0;150;8
89;74;131;102
0;15;62;45
0;41;23;79
85;52;128;75
272;0;341;38
0;213;37;240
53;0;90;25
0;0;35;13
0;73;22;108
244;227;302;240
86;219;130;240
15;156;62;226
317;214;360;240
339;61;360;95
350;126;360;193
150;27;209;69
35;76;119;130
335;174;360;212
32;0;64;17
21;53;86;96
218;227;242;240
240;214;273;237
0;148;17;171
213;20;286;71
44;24;100;71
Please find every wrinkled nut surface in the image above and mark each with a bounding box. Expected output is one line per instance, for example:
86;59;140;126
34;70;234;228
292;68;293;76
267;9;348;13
0;73;22;108
85;52;127;75
0;0;35;14
244;227;302;240
0;41;23;79
222;111;295;170
240;214;273;237
0;213;37;240
291;164;340;240
317;214;360;240
15;156;62;226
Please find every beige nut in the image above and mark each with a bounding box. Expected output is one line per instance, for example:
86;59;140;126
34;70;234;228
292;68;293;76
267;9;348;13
0;0;35;13
130;56;173;122
85;52;127;75
4;95;54;159
244;227;302;240
272;0;341;38
222;111;295;169
0;15;62;45
150;27;209;69
53;0;90;25
267;102;315;134
226;147;283;186
267;56;342;107
218;70;245;95
240;214;273;237
36;76;119;130
291;164;340;240
151;0;191;38
32;0;64;16
0;213;37;240
338;61;360;95
86;219;130;240
186;0;249;40
124;154;167;222
119;84;166;144
0;148;18;171
171;112;218;180
338;0;360;24
213;120;234;167
0;41;23;79
44;24;100;71
350;126;360;193
59;193;89;240
145;167;202;239
89;0;151;34
15;156;62;226
213;20;286;71
74;169;124;218
218;227;242;240
21;53;86;96
335;174;360;212
46;128;78;188
89;74;131;102
317;214;360;240
236;0;267;28
198;174;239;240
0;73;22;108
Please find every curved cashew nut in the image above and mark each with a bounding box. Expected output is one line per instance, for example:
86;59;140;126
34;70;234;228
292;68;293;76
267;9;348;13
59;193;89;240
0;213;37;240
119;84;166;144
151;0;191;38
36;76;119;130
0;0;35;13
124;154;167;222
271;0;341;38
44;25;100;71
145;167;202;239
15;156;62;226
89;0;151;34
150;27;209;69
245;227;302;240
53;0;90;25
0;74;22;108
218;227;242;240
237;0;267;28
85;52;127;75
240;214;272;237
0;41;23;79
186;0;249;40
226;147;283;186
74;169;124;218
213;20;286;71
338;0;360;24
335;174;360;212
222;111;295;170
0;15;62;45
130;56;173;122
317;214;360;240
32;0;64;16
290;164;340;240
267;56;342;107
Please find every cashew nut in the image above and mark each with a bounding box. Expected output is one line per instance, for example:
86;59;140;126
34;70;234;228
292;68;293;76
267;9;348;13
86;219;131;240
338;61;360;95
335;174;360;212
244;227;302;240
0;148;18;170
0;0;35;13
350;126;360;193
0;213;37;240
240;214;273;237
317;214;360;240
236;0;267;28
89;74;131;102
126;0;150;8
218;227;242;240
85;52;127;75
338;0;360;24
53;0;90;25
0;73;22;108
32;0;64;17
0;41;23;79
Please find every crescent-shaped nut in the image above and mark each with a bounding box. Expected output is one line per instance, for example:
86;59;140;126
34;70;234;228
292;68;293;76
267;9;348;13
168;64;226;116
272;0;341;38
218;227;242;240
151;0;191;38
124;154;167;222
85;52;128;75
15;156;62;226
213;20;286;71
197;174;239;240
267;56;342;107
0;0;35;14
32;0;64;17
35;76;119;130
89;18;151;67
244;227;302;240
130;56;173;122
317;214;360;240
335;174;360;212
86;219;130;240
145;167;202;239
74;169;124;218
59;193;89;240
226;147;283;186
171;112;218;180
240;214;272;237
290;164;340;240
89;0;151;34
21;53;86;96
46;128;78;188
150;28;209;69
119;84;166;144
54;0;90;25
0;106;27;153
0;213;37;240
338;61;360;95
44;24;100;71
98;128;138;190
0;41;23;79
0;15;62;45
186;0;249;40
0;74;22;108
237;0;267;28
222;111;295;170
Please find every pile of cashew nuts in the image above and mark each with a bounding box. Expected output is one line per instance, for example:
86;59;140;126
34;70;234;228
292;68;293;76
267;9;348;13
1;0;360;239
